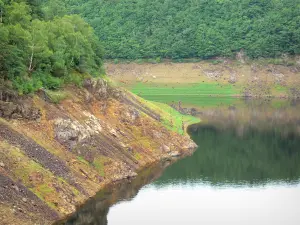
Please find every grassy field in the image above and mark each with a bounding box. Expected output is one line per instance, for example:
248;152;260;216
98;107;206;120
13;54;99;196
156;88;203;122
130;82;240;107
131;82;240;96
107;61;300;99
140;95;238;108
107;61;300;113
133;93;200;134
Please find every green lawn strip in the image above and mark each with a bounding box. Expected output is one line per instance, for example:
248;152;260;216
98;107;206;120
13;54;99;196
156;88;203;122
271;84;289;96
131;82;240;97
140;95;237;108
153;102;200;134
133;94;200;134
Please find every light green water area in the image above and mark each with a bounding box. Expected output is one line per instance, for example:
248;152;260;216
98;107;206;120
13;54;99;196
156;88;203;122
60;97;300;225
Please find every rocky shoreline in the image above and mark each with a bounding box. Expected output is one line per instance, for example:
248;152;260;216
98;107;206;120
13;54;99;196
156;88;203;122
0;78;196;225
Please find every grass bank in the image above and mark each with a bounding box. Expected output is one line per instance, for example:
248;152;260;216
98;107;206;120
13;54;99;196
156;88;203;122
106;60;300;101
132;93;200;135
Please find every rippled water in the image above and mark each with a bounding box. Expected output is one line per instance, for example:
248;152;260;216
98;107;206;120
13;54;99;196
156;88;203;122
59;98;300;225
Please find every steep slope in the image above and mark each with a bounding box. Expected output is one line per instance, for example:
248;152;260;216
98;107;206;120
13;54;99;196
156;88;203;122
0;78;197;224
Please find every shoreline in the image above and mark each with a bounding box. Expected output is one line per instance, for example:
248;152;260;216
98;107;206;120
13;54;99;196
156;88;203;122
106;60;300;99
0;78;197;225
53;148;196;224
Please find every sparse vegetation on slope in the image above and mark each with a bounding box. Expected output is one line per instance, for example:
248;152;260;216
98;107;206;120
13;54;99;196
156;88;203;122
0;79;197;224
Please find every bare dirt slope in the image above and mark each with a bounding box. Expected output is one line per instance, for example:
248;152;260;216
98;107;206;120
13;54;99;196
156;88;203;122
106;60;300;97
0;78;195;224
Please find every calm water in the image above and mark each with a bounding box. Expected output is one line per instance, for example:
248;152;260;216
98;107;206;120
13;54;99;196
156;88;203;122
60;98;300;225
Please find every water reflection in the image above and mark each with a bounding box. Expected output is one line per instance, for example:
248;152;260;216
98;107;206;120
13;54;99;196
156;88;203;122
55;162;171;225
154;124;300;187
58;98;300;225
107;123;300;225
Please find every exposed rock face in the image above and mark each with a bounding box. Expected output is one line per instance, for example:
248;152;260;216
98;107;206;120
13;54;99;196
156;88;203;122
84;78;110;100
0;100;41;120
0;101;17;117
183;141;198;150
0;86;41;120
83;78;123;100
0;78;197;224
122;107;140;124
54;115;103;150
203;69;223;80
0;174;59;223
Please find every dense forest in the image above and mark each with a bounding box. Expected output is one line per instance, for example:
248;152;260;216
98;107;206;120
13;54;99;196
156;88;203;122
0;0;104;94
1;0;300;93
65;0;300;59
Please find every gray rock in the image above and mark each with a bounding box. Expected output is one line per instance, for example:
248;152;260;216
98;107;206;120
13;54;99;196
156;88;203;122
84;78;109;100
0;162;4;167
12;185;19;192
0;101;17;117
54;116;102;149
184;141;198;149
169;151;181;157
0;100;41;120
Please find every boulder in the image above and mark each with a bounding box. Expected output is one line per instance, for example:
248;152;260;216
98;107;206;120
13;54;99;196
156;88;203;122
0;100;41;120
54;116;103;149
84;78;109;100
0;101;17;117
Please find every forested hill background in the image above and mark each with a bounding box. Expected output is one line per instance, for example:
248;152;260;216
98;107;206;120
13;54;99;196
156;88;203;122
65;0;300;59
0;0;300;94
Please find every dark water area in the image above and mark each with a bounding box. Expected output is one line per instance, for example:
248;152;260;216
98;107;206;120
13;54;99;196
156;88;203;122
58;98;300;225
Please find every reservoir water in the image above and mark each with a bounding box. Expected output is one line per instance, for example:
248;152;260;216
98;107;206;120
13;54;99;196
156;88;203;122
60;98;300;225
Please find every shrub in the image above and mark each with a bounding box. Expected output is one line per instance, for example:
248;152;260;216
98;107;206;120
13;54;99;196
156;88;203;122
44;90;68;104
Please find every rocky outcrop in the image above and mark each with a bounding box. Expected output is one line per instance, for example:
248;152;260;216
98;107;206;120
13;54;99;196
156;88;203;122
83;78;123;100
0;85;41;120
0;78;197;225
0;100;41;120
54;115;103;150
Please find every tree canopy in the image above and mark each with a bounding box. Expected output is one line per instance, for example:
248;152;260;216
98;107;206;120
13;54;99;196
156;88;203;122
0;0;104;94
65;0;300;59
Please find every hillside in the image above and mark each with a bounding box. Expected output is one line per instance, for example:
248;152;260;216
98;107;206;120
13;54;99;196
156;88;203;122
65;0;300;59
1;0;299;223
106;59;300;99
0;2;201;223
0;79;197;224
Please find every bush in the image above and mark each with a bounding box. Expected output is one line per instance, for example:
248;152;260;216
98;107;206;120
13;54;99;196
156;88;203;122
155;57;162;63
44;90;68;104
37;73;63;90
209;60;223;65
12;76;42;95
64;72;85;87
